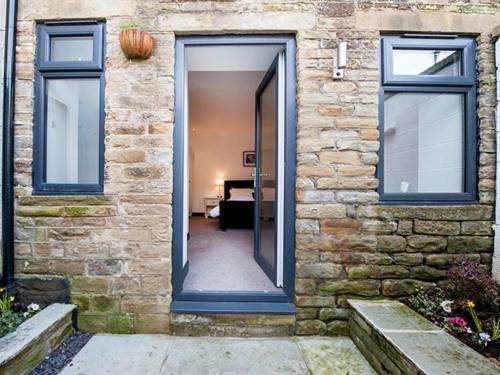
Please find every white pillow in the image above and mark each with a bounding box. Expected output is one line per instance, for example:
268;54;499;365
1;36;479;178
229;188;254;201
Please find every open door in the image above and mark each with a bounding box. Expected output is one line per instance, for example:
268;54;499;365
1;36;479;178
254;51;285;287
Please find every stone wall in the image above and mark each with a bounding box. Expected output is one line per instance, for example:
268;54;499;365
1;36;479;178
12;0;499;334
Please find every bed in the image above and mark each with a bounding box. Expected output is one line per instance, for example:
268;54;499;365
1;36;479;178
219;180;254;231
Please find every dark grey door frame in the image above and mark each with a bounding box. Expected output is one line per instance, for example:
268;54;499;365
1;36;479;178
171;35;296;314
1;0;18;291
253;55;280;286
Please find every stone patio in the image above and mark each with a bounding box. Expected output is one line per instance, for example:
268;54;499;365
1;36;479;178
59;334;376;375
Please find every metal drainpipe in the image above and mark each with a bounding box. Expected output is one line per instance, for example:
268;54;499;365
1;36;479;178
1;0;17;291
493;26;500;281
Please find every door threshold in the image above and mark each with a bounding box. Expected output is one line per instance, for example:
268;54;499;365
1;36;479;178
171;301;296;315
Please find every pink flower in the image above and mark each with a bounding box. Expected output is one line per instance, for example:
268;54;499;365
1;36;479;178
447;317;468;327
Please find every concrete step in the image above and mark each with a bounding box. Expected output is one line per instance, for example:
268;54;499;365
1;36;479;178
348;299;499;375
170;313;296;337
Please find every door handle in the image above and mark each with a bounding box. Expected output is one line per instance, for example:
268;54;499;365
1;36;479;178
251;172;270;177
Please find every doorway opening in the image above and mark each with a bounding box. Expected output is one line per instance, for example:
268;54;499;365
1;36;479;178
172;36;296;313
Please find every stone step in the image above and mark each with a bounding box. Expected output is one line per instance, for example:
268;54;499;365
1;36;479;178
348;299;499;375
0;303;76;375
170;313;296;337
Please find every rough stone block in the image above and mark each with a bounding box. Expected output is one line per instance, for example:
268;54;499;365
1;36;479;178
326;320;349;336
447;236;493;253
77;314;107;333
407;235;447;252
319;308;350;321
393;253;423;266
381;279;435;297
414;220;460;235
461;221;493;236
319;280;380;296
377;235;406;253
295;320;327;336
134;314;170;334
296;308;318;321
297;263;345;279
320;219;358;234
108;315;133;334
409;266;447;281
295;278;317;295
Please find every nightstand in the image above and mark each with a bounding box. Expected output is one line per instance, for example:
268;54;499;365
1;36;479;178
204;197;221;218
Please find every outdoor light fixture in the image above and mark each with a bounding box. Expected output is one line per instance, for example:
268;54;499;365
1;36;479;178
333;41;347;79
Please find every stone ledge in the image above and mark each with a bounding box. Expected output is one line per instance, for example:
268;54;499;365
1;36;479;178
170;313;295;337
348;299;499;375
0;303;76;375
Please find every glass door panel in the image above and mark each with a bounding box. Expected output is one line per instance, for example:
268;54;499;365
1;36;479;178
254;52;284;287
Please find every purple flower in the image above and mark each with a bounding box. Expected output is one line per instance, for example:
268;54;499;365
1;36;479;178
447;317;468;327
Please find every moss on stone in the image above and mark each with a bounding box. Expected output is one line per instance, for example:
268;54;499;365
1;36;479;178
108;315;133;334
91;295;119;313
18;195;113;206
16;205;114;217
78;315;107;333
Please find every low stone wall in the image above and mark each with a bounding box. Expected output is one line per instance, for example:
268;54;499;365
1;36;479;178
348;299;499;375
0;304;76;375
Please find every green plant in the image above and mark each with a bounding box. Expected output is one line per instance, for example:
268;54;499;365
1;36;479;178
120;20;142;31
0;288;14;314
0;310;24;337
491;317;500;341
406;287;446;320
447;258;500;314
466;300;483;333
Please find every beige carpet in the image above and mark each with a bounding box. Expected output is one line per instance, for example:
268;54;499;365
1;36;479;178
183;216;280;292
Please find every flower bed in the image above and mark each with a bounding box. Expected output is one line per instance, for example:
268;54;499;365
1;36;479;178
0;287;40;338
402;258;500;366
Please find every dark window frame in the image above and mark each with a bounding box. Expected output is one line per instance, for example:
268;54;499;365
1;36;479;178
378;35;477;204
34;22;105;195
37;23;103;70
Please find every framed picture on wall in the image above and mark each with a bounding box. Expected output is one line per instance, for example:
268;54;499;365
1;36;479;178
243;151;255;167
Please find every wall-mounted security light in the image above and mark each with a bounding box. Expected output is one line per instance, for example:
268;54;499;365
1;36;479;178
333;42;347;79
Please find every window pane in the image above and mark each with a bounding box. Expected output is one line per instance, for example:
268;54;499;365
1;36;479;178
383;93;464;193
393;49;461;76
46;79;100;184
50;36;93;62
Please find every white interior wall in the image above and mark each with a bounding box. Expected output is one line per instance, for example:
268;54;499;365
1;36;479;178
77;81;100;183
185;44;282;213
384;93;463;193
189;71;264;213
384;94;419;192
46;80;79;183
46;80;99;184
417;94;463;192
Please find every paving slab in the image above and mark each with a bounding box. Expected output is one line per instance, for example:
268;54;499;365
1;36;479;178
296;337;377;375
162;337;309;375
348;299;500;375
60;334;173;375
384;331;500;375
58;334;376;375
348;299;440;332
